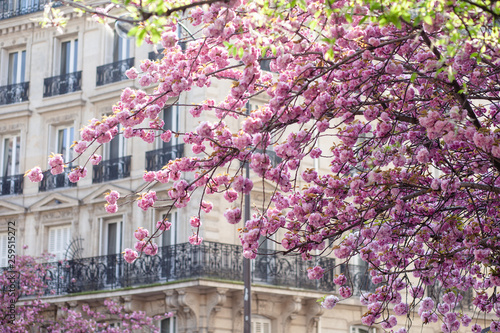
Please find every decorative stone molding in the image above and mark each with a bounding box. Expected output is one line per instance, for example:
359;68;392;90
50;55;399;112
231;290;244;333
281;296;302;333
164;289;199;333
206;288;228;333
306;298;324;333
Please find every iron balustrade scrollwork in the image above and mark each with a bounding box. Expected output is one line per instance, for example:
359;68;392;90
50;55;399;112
92;155;131;183
0;0;56;19
255;149;282;167
339;262;379;296
0;174;23;195
96;58;134;86
43;71;82;97
39;168;76;192
1;241;345;297
145;144;184;171
253;248;336;290
0;82;29;105
428;281;474;311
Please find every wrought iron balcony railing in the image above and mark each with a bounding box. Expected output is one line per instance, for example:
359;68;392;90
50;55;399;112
148;49;165;61
1;242;358;297
255;149;282;167
96;58;134;86
428;281;474;311
0;0;52;19
39;169;77;192
0;82;29;105
0;173;23;195
92;156;131;183
145;144;184;171
43;71;82;97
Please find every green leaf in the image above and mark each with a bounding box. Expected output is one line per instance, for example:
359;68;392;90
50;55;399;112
410;72;418;83
423;15;433;25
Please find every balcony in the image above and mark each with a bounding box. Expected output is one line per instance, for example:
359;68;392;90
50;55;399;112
0;0;51;19
39;169;76;192
0;174;23;195
92;156;131;183
3;241;352;296
145;144;184;171
0;82;29;105
96;58;134;86
43;71;82;97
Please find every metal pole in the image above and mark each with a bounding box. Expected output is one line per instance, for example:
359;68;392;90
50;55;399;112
243;103;251;333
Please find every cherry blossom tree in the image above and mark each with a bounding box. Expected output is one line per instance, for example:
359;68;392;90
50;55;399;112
29;0;500;331
0;254;171;332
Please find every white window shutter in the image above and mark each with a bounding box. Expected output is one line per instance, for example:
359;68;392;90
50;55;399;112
48;226;71;261
252;316;271;333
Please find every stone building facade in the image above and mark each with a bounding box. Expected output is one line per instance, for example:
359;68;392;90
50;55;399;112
0;1;483;332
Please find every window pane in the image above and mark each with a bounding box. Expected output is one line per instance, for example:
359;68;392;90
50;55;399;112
162;107;173;148
20;51;26;82
107;222;117;255
73;39;78;72
8;53;18;85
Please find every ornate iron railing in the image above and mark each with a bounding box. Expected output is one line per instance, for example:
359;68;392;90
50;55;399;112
0;0;53;19
428;282;474;311
96;58;134;86
43;71;82;97
92;156;131;183
0;174;23;195
0;242;345;297
0;82;29;105
339;262;379;296
148;49;165;61
39;168;76;192
255;149;282;167
145;144;184;171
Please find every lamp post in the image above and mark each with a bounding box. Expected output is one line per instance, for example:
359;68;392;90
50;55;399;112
243;104;251;333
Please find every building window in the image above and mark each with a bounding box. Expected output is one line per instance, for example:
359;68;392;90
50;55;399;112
1;135;21;177
252;315;271;333
8;50;26;85
0;134;23;195
39;125;76;191
93;126;131;183
101;219;123;255
48;225;71;261
60;39;78;76
0;233;9;267
56;125;74;165
43;37;81;97
159;212;177;247
160;317;176;333
113;32;131;62
145;106;183;171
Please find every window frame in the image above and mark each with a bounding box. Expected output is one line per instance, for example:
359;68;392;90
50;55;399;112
100;217;124;256
52;124;75;167
55;36;79;76
1;133;21;177
252;315;272;333
160;316;177;333
7;49;26;85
